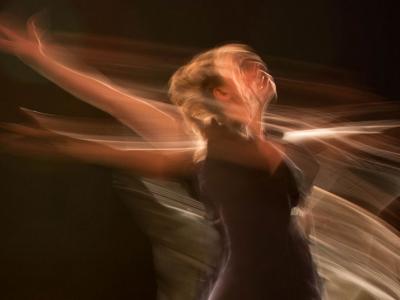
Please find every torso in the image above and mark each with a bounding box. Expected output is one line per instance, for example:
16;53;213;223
196;122;321;300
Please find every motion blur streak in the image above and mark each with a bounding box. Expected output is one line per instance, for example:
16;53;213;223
283;123;399;142
22;102;400;299
4;29;399;299
310;188;400;300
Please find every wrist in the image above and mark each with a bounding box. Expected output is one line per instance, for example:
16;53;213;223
18;46;43;66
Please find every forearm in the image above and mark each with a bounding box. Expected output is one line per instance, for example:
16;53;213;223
60;139;192;178
0;17;187;142
24;48;185;141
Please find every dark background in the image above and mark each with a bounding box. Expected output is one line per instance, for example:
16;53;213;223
0;0;398;299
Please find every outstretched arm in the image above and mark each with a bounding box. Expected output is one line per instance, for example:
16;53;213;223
0;16;188;142
0;123;194;178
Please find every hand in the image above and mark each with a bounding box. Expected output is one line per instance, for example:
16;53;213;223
0;14;45;60
0;122;83;161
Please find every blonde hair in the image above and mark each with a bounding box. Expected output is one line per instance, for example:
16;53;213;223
168;44;275;158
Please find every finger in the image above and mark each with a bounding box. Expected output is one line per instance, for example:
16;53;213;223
0;132;22;143
0;39;16;52
0;132;32;152
0;123;51;138
27;12;45;42
19;107;43;127
0;133;53;157
0;24;20;41
0;130;67;157
0;123;57;139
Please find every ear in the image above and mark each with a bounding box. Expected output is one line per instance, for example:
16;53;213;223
213;86;231;102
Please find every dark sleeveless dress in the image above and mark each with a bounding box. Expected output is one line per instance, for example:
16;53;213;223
196;122;322;300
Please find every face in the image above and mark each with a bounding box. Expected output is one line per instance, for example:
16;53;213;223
213;60;276;124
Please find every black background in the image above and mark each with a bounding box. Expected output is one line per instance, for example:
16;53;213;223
0;0;398;299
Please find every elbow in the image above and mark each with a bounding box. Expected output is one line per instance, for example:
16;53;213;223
122;155;175;179
147;160;172;179
153;158;186;179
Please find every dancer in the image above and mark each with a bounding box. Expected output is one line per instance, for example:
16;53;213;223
0;17;321;299
168;45;321;300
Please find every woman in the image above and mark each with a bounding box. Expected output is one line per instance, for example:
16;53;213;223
0;18;321;299
168;45;322;300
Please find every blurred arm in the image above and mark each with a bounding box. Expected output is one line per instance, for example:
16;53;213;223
0;17;188;142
